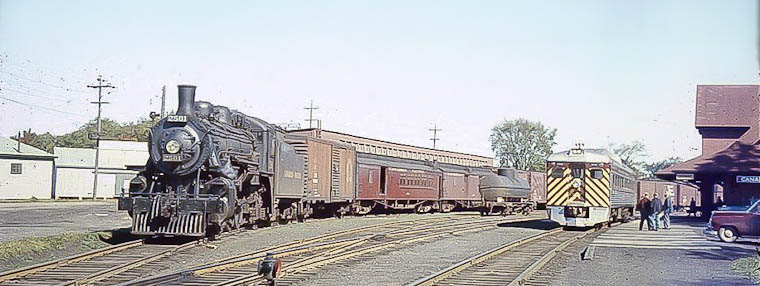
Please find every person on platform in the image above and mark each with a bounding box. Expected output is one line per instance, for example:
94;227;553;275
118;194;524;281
662;192;674;230
650;193;662;231
688;197;697;217
637;193;651;231
716;196;724;209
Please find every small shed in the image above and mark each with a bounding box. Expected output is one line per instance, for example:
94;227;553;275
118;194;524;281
54;140;148;199
0;137;56;199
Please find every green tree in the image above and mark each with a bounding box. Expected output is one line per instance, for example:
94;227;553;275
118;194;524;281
610;141;647;175
489;118;557;171
13;117;156;153
643;157;683;179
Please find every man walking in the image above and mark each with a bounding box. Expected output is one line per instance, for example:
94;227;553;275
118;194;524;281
688;197;697;217
637;193;651;231
650;193;662;231
663;192;674;230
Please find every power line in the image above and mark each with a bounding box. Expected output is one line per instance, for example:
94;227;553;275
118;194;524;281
0;70;89;93
1;86;74;102
0;93;88;118
429;123;442;149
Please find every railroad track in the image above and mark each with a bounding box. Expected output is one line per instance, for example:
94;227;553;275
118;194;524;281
0;213;489;286
120;213;545;286
407;226;600;286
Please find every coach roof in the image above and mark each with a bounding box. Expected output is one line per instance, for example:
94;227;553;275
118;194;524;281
548;148;634;174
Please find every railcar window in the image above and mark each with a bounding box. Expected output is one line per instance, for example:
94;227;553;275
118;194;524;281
10;163;21;174
551;167;565;178
591;169;603;179
571;168;584;178
368;170;373;184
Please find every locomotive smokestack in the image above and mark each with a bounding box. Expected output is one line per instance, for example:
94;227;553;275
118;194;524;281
177;85;196;117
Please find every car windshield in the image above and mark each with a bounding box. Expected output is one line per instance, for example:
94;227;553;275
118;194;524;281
718;205;750;211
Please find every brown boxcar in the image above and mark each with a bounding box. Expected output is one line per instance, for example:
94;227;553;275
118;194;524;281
637;180;701;209
285;135;357;205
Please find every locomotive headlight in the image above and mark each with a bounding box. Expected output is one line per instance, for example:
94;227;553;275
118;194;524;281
165;140;181;154
572;180;581;188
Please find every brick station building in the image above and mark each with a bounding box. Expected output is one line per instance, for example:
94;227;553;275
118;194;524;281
657;85;760;214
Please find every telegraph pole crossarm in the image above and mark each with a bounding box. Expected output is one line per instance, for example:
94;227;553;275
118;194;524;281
429;123;442;149
87;75;116;200
304;100;320;129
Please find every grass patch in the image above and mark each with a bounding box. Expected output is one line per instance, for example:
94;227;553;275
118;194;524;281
0;231;111;262
732;256;760;283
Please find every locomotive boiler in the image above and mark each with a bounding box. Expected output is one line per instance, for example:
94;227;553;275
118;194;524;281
118;85;304;236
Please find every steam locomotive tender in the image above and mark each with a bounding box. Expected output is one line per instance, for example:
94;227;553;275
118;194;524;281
119;85;305;236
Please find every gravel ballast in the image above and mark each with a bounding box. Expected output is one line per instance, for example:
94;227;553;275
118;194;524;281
290;219;559;286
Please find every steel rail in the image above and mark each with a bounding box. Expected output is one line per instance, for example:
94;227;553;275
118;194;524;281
407;225;608;286
117;214;481;286
0;239;145;283
199;215;545;286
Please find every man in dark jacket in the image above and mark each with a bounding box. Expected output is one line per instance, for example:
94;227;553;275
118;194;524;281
650;193;663;231
637;193;651;231
663;192;674;230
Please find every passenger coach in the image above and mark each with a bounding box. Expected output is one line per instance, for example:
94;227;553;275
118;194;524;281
546;147;636;228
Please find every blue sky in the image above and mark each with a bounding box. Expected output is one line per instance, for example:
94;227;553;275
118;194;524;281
0;0;756;162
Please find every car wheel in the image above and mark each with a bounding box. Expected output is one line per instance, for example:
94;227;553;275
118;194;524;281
718;226;739;243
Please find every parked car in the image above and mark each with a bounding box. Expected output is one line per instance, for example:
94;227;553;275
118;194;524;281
704;201;760;243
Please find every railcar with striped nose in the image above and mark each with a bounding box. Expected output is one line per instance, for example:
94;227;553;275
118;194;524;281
545;147;636;228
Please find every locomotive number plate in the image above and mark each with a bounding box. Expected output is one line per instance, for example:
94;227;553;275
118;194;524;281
162;154;183;162
167;115;187;123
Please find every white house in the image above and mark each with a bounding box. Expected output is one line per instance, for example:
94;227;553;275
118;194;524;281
54;140;148;199
0;137;56;199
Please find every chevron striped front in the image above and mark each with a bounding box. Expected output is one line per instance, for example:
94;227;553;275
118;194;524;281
546;165;610;208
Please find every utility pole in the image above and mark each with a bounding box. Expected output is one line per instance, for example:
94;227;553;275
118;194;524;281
304;100;320;129
160;85;166;118
87;75;115;200
429;123;442;149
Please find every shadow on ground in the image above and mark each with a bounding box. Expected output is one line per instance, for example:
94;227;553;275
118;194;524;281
497;219;560;231
98;228;142;245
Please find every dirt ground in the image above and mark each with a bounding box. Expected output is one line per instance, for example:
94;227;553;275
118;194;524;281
0;201;132;243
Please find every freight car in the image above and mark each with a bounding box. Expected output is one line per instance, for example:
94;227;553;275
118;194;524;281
546;147;636;228
637;179;700;211
119;85;534;237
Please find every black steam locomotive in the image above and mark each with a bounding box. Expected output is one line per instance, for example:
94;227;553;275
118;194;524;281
119;85;305;236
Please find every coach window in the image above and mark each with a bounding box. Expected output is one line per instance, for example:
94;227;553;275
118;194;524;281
10;163;21;174
591;169;603;179
551;167;565;178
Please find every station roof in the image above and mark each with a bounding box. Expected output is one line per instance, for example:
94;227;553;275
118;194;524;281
656;140;760;179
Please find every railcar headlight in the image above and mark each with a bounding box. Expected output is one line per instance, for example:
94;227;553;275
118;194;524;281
572;181;581;188
165;140;181;154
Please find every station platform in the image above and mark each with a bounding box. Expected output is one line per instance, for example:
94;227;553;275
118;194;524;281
551;215;754;286
591;216;719;250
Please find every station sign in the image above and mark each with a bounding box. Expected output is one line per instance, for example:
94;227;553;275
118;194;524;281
737;176;760;184
676;173;694;181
